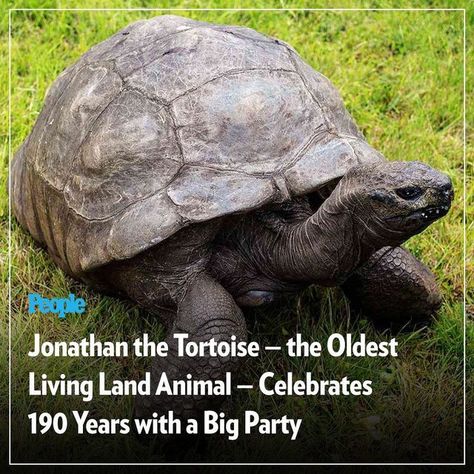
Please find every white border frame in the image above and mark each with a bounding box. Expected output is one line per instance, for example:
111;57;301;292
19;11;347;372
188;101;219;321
7;6;467;466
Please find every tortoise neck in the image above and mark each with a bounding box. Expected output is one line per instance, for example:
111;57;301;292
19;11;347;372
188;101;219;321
271;179;400;286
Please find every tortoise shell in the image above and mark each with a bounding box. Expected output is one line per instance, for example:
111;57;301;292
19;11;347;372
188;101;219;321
11;15;384;276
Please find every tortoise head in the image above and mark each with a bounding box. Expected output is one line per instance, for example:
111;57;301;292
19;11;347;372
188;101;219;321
342;160;453;241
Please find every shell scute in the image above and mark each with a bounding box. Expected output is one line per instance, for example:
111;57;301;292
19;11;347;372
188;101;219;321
35;64;123;190
64;90;181;220
172;70;326;174
167;167;275;221
120;25;294;102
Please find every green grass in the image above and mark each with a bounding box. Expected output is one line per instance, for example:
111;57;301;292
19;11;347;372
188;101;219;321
1;0;473;464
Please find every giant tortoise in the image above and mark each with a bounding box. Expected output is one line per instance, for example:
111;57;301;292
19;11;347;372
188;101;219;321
12;15;453;420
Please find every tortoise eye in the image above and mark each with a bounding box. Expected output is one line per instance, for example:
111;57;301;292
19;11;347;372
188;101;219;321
396;186;423;200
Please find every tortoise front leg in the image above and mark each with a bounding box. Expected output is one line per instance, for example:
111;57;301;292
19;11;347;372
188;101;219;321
342;246;441;323
134;273;247;421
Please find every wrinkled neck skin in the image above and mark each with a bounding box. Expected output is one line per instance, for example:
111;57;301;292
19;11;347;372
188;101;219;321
269;180;406;287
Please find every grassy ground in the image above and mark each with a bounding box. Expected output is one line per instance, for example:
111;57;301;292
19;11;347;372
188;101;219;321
1;0;472;465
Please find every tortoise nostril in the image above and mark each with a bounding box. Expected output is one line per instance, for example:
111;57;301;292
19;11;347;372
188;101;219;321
443;188;454;202
439;179;453;201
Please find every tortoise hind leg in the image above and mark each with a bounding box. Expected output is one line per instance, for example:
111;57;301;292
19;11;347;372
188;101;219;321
342;246;441;324
134;273;247;421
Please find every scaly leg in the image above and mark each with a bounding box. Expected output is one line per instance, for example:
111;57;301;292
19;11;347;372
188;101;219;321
134;273;247;420
342;246;441;323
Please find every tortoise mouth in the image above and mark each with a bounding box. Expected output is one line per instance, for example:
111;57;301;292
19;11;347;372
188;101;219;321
387;204;450;225
411;204;450;222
